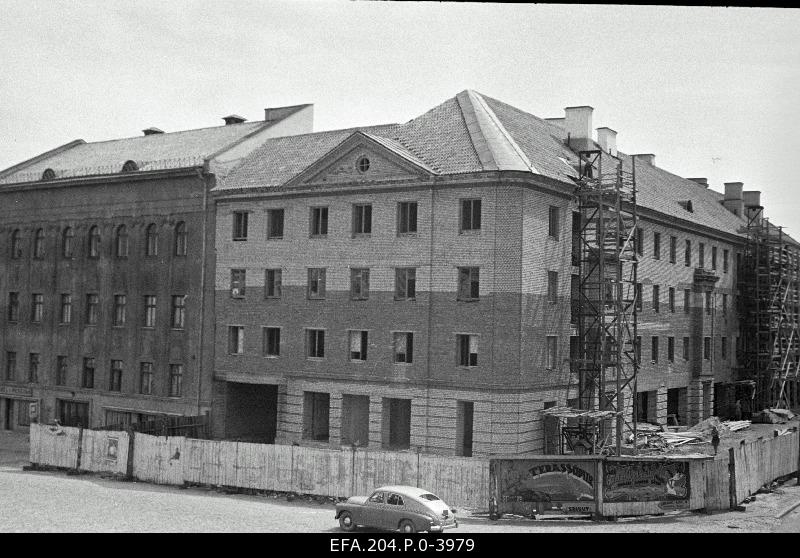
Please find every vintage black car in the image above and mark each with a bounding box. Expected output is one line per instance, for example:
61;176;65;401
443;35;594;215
335;485;459;533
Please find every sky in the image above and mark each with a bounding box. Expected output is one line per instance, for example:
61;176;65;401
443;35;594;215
1;2;798;233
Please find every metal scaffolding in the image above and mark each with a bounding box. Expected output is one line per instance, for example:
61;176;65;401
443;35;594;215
738;209;800;410
566;149;639;455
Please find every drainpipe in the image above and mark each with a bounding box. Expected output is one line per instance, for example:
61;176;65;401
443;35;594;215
196;166;209;417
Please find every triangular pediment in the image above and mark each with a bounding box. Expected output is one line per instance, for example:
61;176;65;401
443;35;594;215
283;131;435;188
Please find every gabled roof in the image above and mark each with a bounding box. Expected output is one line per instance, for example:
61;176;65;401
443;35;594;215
0;104;311;184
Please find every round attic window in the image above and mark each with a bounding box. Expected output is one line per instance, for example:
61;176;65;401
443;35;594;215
121;160;139;172
41;168;56;180
356;156;370;173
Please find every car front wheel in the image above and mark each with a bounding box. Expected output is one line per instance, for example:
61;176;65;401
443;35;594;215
339;511;355;532
398;519;416;533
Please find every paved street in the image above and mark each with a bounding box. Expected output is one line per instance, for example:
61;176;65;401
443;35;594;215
1;429;799;533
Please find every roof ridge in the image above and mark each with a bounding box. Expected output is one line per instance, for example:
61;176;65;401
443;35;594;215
460;90;538;173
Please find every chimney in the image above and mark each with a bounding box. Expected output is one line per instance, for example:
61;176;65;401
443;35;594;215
743;190;763;224
142;127;164;136
223;115;247;125
564;106;593;139
632;154;656;166
723;182;744;218
596;127;618;157
687;177;709;188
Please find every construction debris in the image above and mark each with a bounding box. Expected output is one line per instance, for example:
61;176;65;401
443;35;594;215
751;408;796;424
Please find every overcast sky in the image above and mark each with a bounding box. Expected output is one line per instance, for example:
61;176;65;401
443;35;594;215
1;2;798;233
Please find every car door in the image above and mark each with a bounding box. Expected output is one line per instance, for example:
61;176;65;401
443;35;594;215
361;491;386;528
384;492;407;530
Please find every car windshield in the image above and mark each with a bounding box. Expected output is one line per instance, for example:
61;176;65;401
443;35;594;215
419;493;440;501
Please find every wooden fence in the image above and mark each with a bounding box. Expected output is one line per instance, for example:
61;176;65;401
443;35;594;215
28;424;799;514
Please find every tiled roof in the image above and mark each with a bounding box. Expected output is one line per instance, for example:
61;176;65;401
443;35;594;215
215;90;759;239
0;104;312;185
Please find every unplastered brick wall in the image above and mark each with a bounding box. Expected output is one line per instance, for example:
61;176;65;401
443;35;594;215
271;377;570;455
631;216;741;407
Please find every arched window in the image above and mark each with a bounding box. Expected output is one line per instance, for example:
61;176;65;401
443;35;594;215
10;229;22;259
174;221;187;256
42;168;56;180
62;227;74;258
115;225;129;257
33;228;45;259
88;225;101;258
145;224;158;256
121;160;139;172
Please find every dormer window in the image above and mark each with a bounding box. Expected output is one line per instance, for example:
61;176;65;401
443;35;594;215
121;160;139;172
42;168;56;180
679;200;694;213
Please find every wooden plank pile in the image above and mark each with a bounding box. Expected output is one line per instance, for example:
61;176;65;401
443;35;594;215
722;420;751;432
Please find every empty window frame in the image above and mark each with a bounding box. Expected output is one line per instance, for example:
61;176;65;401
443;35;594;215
460;199;481;232
230;269;246;298
233;211;248;241
7;292;19;321
10;229;22;259
145;224;158;256
397;202;418;235
28;353;39;383
303;391;330;442
653;232;661;260
683;337;690;360
349;330;368;361
668;287;675;313
547;270;558;303
723;249;729;273
143;295;157;327
703;337;711;360
652;285;660;313
393;332;414;364
548;205;560;239
705;291;712;315
711;246;718;270
5;351;16;381
56;355;67;386
685;239;692;266
88;226;101;258
684;289;691;313
635;283;642;311
228;326;245;354
668;337;675;362
722;293;728;315
62;227;74;258
698;242;705;268
85;294;99;325
458;267;480;301
109;360;123;392
310;207;329;236
651;336;659;363
350;268;370;300
395;268;416;300
352;204;372;235
115;225;129;257
721;337;728;360
33;228;45;259
171;295;186;329
174;221;187;256
263;327;281;357
139;362;153;395
113;294;126;326
82;357;95;389
306;329;325;358
169;364;183;397
457;334;479;367
669;236;677;263
307;268;326;299
267;209;284;239
265;269;282;298
31;293;43;322
545;336;558;370
635;227;644;256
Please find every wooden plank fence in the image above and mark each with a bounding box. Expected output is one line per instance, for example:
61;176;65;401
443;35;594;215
28;425;800;514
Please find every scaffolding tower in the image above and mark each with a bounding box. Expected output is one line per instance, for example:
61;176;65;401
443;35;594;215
570;150;640;455
739;209;800;410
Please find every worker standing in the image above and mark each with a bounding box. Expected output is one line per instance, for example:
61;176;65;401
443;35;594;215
711;426;720;456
